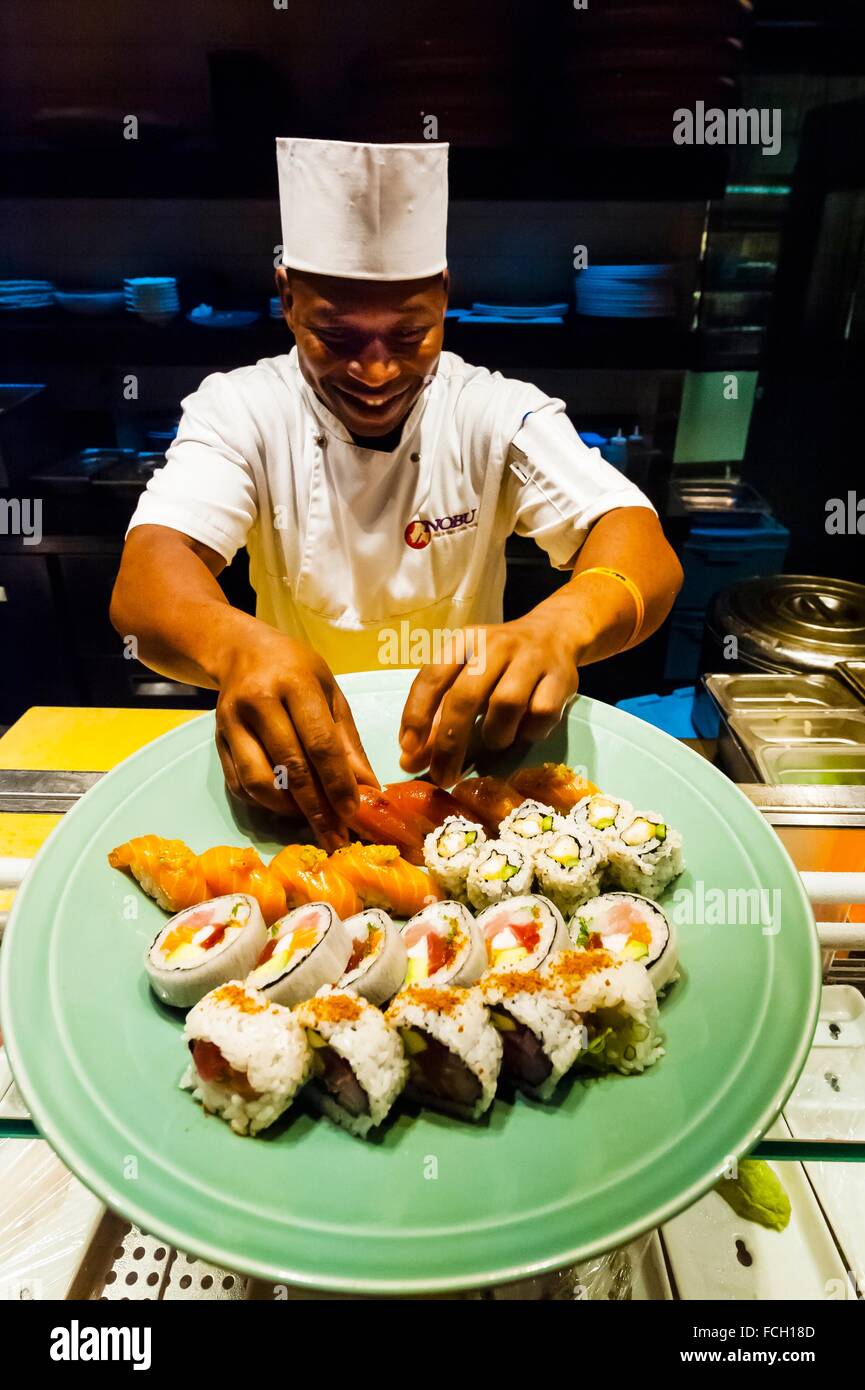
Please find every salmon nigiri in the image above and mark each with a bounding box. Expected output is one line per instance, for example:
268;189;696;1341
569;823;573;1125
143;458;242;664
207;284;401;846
450;776;524;836
383;781;465;836
343;786;426;865
330;842;443;917
511;763;599;812
269;843;362;918
108;834;208;913
198;845;287;925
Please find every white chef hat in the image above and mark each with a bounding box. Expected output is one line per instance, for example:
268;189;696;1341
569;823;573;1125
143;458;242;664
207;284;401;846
276;137;449;281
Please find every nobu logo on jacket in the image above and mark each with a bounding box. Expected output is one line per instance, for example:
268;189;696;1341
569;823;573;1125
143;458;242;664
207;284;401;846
404;508;478;549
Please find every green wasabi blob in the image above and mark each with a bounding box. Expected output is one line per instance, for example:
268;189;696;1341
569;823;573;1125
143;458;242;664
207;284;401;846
715;1160;791;1232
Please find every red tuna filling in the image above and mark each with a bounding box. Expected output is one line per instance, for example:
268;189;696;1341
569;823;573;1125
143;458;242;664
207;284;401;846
499;1021;552;1089
190;1039;259;1100
407;1035;482;1107
315;1045;370;1117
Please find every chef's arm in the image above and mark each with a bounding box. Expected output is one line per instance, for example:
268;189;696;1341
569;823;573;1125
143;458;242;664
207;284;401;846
400;507;682;786
535;505;683;663
111;524;376;847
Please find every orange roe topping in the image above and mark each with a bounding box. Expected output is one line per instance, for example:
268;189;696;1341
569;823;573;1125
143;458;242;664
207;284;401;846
211;983;268;1014
334;842;400;866
303;993;363;1025
482;969;548;997
546;949;615;986
387;985;465;1017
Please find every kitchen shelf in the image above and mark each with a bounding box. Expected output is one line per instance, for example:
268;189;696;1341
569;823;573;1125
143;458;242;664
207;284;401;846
0;312;696;371
0;143;729;202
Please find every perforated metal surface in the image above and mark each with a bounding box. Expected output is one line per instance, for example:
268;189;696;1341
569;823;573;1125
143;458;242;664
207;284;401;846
99;1227;173;1301
162;1250;247;1301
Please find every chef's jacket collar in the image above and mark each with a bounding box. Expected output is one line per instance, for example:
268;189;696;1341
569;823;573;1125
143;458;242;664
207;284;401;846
289;349;432;453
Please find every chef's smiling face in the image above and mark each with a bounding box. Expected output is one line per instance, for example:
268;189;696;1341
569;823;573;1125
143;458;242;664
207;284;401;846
276;268;448;440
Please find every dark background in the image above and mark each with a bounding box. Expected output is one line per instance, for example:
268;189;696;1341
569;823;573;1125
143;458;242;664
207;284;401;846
1;0;864;722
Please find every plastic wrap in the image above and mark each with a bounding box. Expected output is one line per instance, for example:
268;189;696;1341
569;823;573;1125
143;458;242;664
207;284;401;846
0;1138;104;1300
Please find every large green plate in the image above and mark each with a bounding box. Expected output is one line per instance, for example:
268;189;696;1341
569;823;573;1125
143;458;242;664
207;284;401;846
0;672;820;1293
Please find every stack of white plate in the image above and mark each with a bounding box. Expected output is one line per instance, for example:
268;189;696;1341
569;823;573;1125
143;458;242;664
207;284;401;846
0;279;55;311
124;277;179;325
574;265;675;319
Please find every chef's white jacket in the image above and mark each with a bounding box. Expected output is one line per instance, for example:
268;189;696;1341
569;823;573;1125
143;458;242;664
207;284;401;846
128;349;654;673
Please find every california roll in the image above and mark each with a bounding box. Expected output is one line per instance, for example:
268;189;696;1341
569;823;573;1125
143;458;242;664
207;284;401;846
295;988;408;1138
386;985;502;1120
338;908;407;1005
466;839;534;911
145;893;267;1009
181;980;310;1135
401;900;485;987
247;901;351;1006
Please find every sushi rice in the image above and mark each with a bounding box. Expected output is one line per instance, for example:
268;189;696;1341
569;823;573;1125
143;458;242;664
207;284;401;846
386;984;502;1120
181;980;311;1135
145;893;267;1009
295;988;408;1138
534;825;604;914
481;967;586;1100
423;815;486;899
570;892;679;994
466;838;535;911
338;908;407;1005
542;949;663;1074
605;809;683;898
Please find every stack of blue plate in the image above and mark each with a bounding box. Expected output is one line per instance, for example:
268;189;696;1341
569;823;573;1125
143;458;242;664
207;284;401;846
457;301;567;324
574;265;675;319
0;279;55;311
124;277;179;324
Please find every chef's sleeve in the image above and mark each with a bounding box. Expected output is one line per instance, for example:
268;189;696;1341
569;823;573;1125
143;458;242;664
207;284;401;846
504;399;656;570
126;372;259;564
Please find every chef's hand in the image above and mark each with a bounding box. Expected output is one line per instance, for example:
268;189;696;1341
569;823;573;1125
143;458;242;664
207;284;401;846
215;629;378;849
398;612;581;788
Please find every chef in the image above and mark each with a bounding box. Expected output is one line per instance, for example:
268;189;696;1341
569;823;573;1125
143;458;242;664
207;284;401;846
111;138;682;849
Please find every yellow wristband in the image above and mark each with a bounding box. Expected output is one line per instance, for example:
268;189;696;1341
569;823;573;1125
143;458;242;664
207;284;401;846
576;566;645;645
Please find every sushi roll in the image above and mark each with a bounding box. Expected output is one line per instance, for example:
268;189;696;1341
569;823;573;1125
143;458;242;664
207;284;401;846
423;815;487;898
386;985;502;1120
401;900;486;986
570;792;633;845
295;988;408;1138
338;908;408;1005
182;980;310;1135
480;968;586;1100
542;948;663;1074
475;894;569;972
246;902;351;1006
498;799;560;855
466;839;535;911
605;810;683;898
570;892;679;993
534;825;604;913
145;894;267;1009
